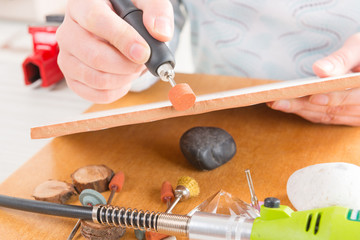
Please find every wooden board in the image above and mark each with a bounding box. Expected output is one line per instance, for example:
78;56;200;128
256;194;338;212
1;73;360;240
31;72;360;139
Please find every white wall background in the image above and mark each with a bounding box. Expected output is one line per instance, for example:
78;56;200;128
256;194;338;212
0;0;67;22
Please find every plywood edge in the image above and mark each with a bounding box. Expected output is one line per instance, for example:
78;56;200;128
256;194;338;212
31;73;360;139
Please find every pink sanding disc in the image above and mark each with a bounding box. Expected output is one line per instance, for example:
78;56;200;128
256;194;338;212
168;83;196;111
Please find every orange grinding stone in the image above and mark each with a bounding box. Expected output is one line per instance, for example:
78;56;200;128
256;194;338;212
160;181;174;203
168;83;196;111
145;232;169;240
108;171;125;192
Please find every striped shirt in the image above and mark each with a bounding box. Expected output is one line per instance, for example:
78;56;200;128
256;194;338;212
130;0;360;91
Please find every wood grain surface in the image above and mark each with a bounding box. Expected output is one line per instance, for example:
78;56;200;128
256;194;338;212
1;73;360;239
31;73;360;139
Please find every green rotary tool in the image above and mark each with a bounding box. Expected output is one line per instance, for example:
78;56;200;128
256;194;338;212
250;197;360;240
0;194;359;239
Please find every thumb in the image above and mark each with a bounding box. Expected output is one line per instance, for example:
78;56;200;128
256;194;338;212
134;0;174;42
313;33;360;77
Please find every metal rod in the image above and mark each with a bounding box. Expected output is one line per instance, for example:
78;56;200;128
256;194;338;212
67;201;96;240
165;196;181;213
168;77;176;87
245;169;260;211
107;187;117;205
67;219;81;240
166;199;171;209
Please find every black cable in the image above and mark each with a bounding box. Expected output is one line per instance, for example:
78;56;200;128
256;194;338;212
0;194;93;220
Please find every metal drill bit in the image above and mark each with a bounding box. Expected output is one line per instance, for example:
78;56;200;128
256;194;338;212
245;169;260;211
67;219;82;240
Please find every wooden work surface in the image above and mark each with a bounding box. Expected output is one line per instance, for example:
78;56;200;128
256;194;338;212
1;73;360;239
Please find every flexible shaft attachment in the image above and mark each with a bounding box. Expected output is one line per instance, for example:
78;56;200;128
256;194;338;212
92;205;189;236
92;205;254;239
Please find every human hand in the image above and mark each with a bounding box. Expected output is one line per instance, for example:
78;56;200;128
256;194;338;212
56;0;174;103
267;33;360;126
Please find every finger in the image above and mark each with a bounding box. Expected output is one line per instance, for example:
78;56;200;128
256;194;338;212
133;0;174;42
293;109;330;124
313;33;360;77
68;0;150;64
309;88;360;106
65;76;132;104
268;97;315;113
352;65;360;72
305;104;360;117
269;95;360;116
268;99;360;125
58;50;143;90
56;16;144;75
291;109;360;126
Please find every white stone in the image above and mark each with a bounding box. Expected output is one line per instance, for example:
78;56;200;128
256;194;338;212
287;162;360;211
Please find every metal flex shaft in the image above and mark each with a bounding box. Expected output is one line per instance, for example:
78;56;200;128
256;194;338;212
92;205;254;240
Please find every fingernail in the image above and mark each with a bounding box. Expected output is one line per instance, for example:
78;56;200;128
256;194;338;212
129;43;150;63
155;16;172;38
272;100;291;111
310;94;329;105
266;102;274;108
316;59;334;73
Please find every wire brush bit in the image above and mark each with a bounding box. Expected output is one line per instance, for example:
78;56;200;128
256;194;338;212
166;176;200;213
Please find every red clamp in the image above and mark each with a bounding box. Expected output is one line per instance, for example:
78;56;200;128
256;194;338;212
22;26;63;87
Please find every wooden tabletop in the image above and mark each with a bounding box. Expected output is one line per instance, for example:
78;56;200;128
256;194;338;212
1;73;360;239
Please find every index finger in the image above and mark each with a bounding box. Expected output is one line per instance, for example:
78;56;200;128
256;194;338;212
68;0;150;64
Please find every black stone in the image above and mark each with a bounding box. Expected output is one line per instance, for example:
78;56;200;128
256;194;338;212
180;127;236;171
